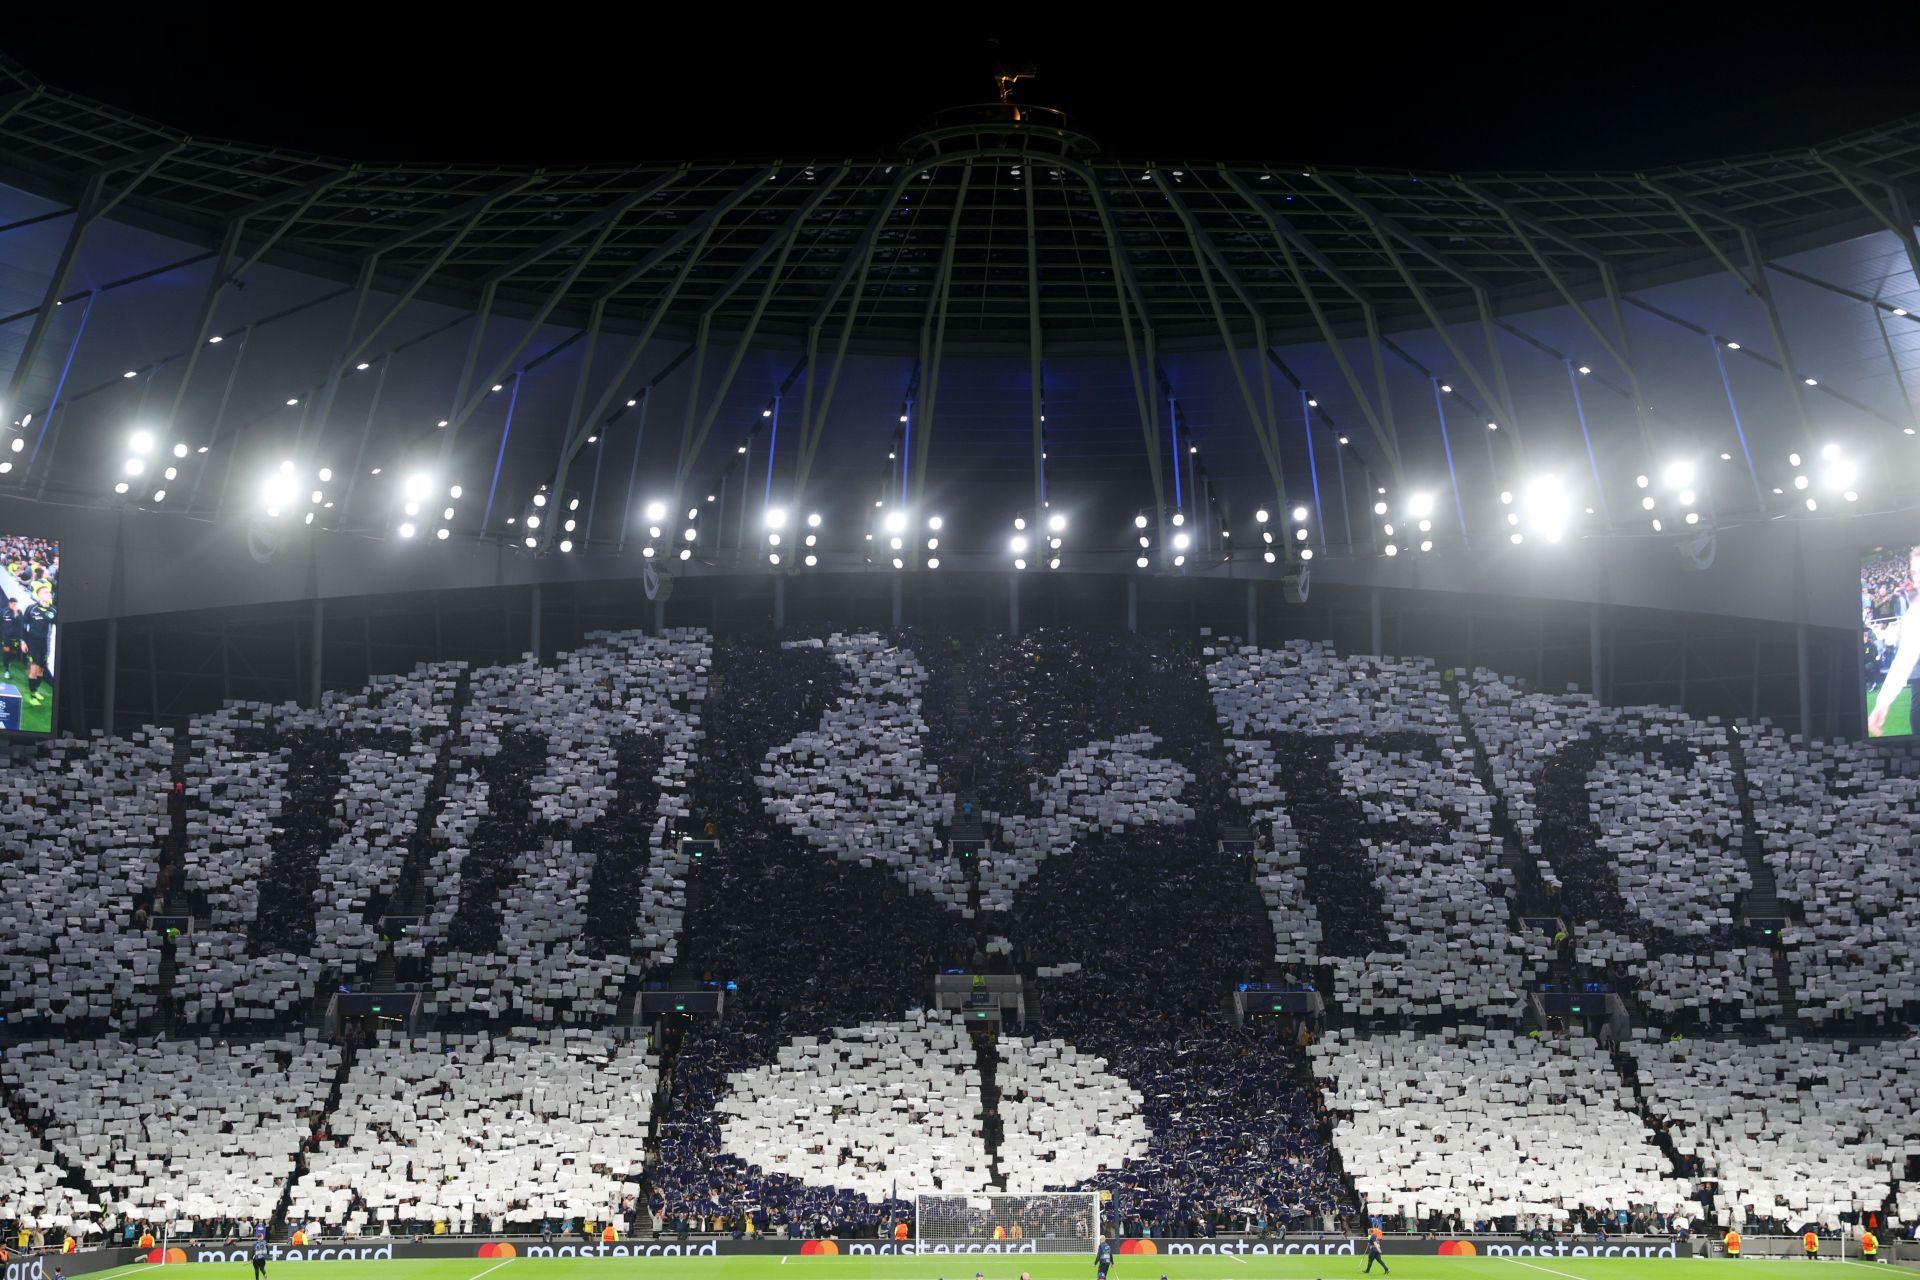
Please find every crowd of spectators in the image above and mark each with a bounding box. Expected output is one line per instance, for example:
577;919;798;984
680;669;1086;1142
1212;642;1543;1018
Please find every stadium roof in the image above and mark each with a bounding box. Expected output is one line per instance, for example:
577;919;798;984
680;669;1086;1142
4;54;1919;358
3;53;1920;564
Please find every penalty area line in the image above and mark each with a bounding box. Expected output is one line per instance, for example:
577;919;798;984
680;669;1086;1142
1221;1251;1248;1264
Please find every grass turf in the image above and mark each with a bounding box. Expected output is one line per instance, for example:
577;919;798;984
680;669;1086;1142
116;1255;1900;1280
1867;684;1912;738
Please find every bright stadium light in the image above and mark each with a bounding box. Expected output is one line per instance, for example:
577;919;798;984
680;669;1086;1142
1522;473;1571;542
1662;460;1695;490
928;515;944;531
1134;514;1148;529
1009;535;1028;555
1406;491;1435;519
1047;512;1067;533
807;512;822;528
765;507;787;529
1255;509;1270;524
884;509;907;535
128;430;154;455
645;500;666;521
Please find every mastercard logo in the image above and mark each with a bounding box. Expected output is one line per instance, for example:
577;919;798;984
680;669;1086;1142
800;1241;840;1256
1119;1240;1158;1255
1437;1241;1478;1257
145;1248;188;1264
476;1244;518;1259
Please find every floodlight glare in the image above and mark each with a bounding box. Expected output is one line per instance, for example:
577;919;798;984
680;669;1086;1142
645;500;666;521
765;507;787;529
1522;473;1571;543
1173;532;1191;550
398;522;416;539
1009;535;1028;554
124;457;145;476
1047;512;1067;533
807;512;822;528
1662;460;1695;490
129;431;154;455
1134;514;1148;529
884;510;907;535
1255;509;1270;524
1407;491;1435;519
404;473;433;502
928;515;944;531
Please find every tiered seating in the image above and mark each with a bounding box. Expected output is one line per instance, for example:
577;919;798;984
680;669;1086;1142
1;1034;338;1225
0;733;170;1026
715;1011;989;1199
760;634;961;909
986;733;1194;913
1461;670;1774;1018
1312;1028;1692;1225
421;629;707;1019
1628;1034;1920;1223
995;1035;1150;1192
286;1027;654;1233
1210;642;1541;1016
1743;732;1920;1022
0;1107;94;1234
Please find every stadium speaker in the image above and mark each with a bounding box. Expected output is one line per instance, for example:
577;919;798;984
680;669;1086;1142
642;559;675;602
1281;567;1310;604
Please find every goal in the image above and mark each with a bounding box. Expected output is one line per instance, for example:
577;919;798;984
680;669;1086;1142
914;1192;1101;1253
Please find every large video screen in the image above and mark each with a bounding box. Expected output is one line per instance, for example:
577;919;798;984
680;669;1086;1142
0;534;57;735
1863;544;1920;738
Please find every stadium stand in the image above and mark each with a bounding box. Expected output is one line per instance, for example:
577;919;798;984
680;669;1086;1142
1628;1034;1920;1225
0;1104;93;1235
0;733;171;1027
10;625;1920;1242
286;1027;654;1235
1312;1027;1694;1228
1743;730;1920;1024
1210;642;1544;1018
1460;667;1780;1021
1;1034;339;1227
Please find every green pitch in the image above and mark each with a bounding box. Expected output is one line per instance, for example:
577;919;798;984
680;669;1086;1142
107;1253;1899;1280
1868;683;1913;738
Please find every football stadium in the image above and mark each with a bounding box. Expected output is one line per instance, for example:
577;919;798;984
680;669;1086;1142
3;22;1920;1280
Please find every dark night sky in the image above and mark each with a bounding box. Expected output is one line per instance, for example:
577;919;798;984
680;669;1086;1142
5;12;1920;171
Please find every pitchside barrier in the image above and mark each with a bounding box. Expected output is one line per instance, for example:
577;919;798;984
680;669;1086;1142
32;1235;1914;1268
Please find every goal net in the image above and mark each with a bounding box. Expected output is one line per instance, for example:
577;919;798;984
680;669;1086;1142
914;1192;1100;1253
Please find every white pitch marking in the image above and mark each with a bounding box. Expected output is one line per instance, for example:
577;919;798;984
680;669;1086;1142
1499;1255;1602;1280
465;1257;517;1280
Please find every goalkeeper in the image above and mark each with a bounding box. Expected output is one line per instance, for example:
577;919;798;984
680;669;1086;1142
1096;1237;1115;1280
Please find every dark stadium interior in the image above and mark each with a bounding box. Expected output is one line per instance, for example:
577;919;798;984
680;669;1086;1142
5;21;1920;1268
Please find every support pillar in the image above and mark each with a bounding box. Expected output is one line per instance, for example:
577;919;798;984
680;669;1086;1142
652;598;664;636
310;597;324;709
890;575;902;632
1369;588;1383;656
1796;623;1812;740
1009;576;1021;639
1126;579;1138;634
1247;581;1258;648
530;585;542;664
103;617;118;738
774;575;786;631
1589;603;1603;703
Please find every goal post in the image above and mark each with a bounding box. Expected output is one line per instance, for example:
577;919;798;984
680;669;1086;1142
913;1192;1101;1253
